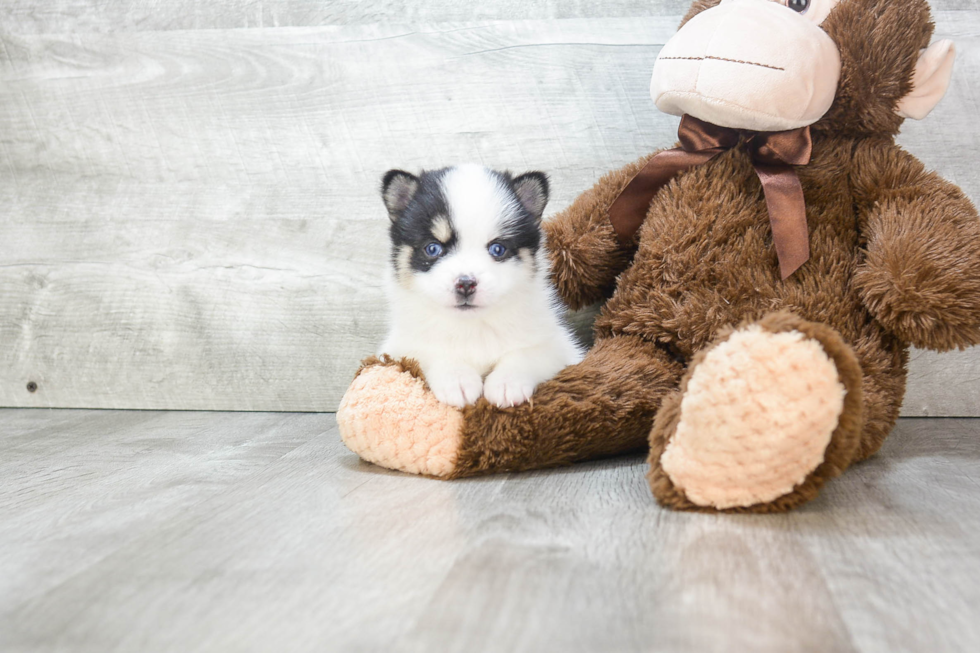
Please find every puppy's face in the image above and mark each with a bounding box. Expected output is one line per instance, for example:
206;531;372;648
381;164;549;312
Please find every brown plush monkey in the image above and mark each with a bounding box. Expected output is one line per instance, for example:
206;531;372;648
338;0;980;512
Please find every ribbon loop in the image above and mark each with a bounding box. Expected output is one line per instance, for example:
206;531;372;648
746;127;812;167
678;115;740;152
607;115;812;279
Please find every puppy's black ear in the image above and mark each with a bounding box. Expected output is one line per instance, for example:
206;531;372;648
512;172;549;220
381;169;420;221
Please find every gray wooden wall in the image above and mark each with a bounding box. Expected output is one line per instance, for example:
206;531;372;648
1;1;978;413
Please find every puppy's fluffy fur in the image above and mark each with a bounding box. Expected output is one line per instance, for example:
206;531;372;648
379;164;583;408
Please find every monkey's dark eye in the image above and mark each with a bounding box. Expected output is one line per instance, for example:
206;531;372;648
424;242;444;257
787;0;809;12
488;243;507;259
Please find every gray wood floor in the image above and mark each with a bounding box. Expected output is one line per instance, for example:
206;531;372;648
2;410;979;652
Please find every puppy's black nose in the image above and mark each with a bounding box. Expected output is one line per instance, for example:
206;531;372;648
455;276;478;297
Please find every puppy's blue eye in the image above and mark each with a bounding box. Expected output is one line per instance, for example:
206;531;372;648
424;243;444;257
488;243;507;258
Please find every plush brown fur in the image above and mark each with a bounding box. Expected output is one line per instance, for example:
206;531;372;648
851;143;980;352
545;152;652;310
441;0;980;511
450;336;684;477
818;0;933;137
355;354;426;382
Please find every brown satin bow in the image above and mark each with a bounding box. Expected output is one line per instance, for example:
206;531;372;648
608;114;813;279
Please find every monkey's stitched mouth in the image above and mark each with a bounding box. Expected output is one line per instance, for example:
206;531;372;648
658;55;785;72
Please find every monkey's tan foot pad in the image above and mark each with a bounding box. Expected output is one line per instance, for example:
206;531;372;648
651;325;848;510
337;357;461;477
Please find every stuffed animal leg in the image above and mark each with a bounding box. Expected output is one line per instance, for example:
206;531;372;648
338;335;683;478
647;312;865;513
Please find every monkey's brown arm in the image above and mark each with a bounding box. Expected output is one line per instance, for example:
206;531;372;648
853;144;980;351
545;151;663;310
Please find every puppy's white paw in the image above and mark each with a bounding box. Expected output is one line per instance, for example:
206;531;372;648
483;372;537;408
427;368;483;408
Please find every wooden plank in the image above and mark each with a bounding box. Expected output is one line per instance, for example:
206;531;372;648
1;410;978;652
904;348;980;416
0;1;976;33
0;1;695;32
0;410;332;610
1;13;979;412
799;419;980;652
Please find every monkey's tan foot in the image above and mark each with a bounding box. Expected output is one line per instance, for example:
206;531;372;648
648;313;864;512
337;357;462;477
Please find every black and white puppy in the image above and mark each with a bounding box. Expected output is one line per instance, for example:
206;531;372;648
379;164;583;408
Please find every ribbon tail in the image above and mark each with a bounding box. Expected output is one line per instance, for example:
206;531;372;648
754;164;810;279
608;148;721;244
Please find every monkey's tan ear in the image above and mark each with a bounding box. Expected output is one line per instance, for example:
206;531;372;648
896;40;956;120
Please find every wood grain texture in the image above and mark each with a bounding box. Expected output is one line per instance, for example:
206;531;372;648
1;0;977;33
1;5;979;412
1;410;978;652
0;1;696;32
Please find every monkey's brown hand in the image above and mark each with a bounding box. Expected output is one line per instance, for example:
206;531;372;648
855;189;980;351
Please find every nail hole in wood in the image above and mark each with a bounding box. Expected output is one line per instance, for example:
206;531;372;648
26;382;38;393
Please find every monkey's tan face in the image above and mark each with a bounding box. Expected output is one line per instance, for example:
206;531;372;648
651;0;842;132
